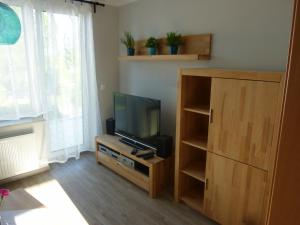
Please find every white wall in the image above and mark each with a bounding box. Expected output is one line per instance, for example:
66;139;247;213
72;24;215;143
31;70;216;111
118;0;293;137
93;6;119;130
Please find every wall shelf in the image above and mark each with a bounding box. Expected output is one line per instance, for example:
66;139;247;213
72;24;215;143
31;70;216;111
119;54;210;61
119;34;212;62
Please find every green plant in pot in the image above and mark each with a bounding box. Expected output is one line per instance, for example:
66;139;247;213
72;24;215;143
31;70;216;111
121;32;135;56
166;32;183;55
145;37;159;55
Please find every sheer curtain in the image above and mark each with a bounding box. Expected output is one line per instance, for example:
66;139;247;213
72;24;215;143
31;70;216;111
1;0;101;163
36;0;101;163
0;3;43;120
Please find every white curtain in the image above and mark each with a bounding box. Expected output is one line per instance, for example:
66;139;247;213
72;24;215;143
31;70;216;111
0;0;101;163
0;2;43;120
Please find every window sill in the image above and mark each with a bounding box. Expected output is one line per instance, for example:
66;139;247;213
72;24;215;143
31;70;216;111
0;116;44;128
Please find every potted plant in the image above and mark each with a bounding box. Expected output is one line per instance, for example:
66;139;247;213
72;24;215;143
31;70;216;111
145;37;159;55
121;31;135;56
166;32;183;55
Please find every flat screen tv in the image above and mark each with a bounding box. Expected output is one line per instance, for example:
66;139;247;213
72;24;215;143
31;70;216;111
114;92;161;149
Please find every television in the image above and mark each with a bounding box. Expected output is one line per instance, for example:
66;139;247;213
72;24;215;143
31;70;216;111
114;92;161;149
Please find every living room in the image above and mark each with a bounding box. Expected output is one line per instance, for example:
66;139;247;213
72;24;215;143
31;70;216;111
0;0;299;224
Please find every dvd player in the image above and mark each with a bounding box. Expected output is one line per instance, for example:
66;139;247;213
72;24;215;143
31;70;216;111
98;144;135;168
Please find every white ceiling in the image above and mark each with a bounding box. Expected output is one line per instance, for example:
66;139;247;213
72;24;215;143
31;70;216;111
99;0;137;7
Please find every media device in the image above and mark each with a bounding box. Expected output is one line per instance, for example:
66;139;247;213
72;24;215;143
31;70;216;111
106;118;115;135
98;143;149;176
155;135;173;158
119;155;135;168
99;143;134;168
114;92;161;150
99;144;119;160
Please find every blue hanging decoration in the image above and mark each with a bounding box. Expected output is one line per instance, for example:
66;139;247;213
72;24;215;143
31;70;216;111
0;2;21;45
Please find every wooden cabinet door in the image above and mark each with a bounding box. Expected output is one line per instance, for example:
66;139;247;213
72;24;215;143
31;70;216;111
208;78;280;170
204;153;268;225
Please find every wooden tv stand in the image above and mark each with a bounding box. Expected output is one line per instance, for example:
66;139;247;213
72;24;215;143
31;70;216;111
95;135;172;198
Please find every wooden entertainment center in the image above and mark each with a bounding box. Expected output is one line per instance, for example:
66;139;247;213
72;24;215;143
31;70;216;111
96;135;172;198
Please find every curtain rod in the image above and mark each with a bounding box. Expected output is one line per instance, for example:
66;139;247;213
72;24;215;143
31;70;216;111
72;0;105;13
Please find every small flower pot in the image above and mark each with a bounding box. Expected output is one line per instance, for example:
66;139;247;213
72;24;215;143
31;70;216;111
169;45;179;55
127;48;135;56
148;47;157;55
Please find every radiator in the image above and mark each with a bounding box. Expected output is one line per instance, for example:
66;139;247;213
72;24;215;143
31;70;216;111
0;133;40;180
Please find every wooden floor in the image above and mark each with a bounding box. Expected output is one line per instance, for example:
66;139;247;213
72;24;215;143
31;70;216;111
4;152;217;225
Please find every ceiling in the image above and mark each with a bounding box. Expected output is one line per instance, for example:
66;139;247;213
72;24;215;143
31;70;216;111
99;0;137;7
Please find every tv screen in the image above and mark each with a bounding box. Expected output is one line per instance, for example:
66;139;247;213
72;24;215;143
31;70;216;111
114;92;161;148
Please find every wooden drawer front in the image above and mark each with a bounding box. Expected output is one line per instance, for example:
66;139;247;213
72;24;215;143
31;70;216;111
98;152;149;191
208;78;280;170
204;153;268;225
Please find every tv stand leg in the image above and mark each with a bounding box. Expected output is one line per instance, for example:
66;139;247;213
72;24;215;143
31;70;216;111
149;164;158;198
95;139;102;165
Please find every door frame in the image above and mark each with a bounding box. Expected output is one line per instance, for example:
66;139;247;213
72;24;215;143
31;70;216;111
267;0;300;224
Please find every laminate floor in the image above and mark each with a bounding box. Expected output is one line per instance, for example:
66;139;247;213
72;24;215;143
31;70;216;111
3;152;217;225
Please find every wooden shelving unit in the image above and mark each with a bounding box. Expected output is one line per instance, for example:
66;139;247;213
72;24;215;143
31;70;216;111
175;68;285;224
175;75;211;213
119;34;212;62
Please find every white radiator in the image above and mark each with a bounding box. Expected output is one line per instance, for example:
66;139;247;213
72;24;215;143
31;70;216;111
0;133;40;180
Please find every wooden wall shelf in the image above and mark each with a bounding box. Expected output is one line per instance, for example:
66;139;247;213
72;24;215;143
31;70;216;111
119;54;210;61
119;34;212;61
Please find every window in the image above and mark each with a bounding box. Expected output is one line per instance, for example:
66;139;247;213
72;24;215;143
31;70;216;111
0;2;99;158
0;6;42;121
0;8;82;123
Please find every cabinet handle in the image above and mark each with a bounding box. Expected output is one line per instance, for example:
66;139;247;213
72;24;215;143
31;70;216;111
205;178;209;190
210;109;214;124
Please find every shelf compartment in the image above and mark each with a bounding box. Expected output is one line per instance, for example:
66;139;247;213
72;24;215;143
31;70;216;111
180;175;205;213
184;105;210;115
181;189;204;213
180;144;207;182
181;111;209;150
182;161;206;182
182;76;211;110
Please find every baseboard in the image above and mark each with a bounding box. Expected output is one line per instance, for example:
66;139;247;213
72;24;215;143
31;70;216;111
0;165;50;185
